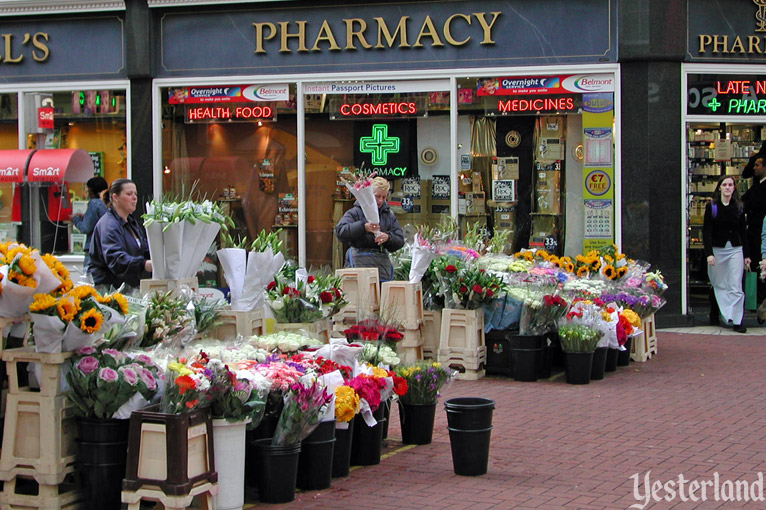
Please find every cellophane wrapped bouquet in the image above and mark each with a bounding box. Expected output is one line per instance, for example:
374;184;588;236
0;243;68;318
143;197;230;279
217;229;286;311
265;266;345;323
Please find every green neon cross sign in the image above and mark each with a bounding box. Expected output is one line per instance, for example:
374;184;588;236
359;124;400;166
707;98;721;112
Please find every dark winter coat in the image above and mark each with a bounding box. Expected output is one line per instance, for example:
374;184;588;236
88;207;150;289
334;201;404;253
702;200;748;258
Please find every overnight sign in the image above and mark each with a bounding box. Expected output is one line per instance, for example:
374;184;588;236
687;74;766;115
184;104;277;123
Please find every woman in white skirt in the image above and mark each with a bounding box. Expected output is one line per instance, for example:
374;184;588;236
703;175;750;333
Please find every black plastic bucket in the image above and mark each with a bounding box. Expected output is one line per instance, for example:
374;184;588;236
331;420;355;478
252;438;301;503
398;402;437;445
76;418;130;510
297;420;336;491
350;406;385;466
565;351;593;385
444;398;495;476
605;348;619;372
590;347;608;380
485;330;513;377
617;338;632;366
447;427;493;476
445;397;495;430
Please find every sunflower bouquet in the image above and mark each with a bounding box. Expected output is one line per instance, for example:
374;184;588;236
0;242;63;317
28;285;128;353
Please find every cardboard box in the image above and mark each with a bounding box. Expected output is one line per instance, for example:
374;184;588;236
534;170;561;214
493;206;515;231
396;177;422;199
458;192;485;215
492;180;516;202
493;156;519;180
529;215;560;251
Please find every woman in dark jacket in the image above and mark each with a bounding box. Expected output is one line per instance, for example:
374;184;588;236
88;178;152;289
335;176;404;282
703;175;749;332
71;176;108;272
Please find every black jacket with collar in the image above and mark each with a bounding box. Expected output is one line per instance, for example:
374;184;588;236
88;207;150;289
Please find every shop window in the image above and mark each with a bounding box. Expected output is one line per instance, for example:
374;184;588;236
0;93;19;231
457;74;614;257
160;84;298;286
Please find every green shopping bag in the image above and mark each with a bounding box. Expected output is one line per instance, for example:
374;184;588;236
743;271;757;311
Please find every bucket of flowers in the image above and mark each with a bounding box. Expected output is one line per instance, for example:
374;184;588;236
394;361;456;445
557;322;602;385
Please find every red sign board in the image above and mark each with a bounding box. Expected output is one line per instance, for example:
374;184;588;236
38;107;54;129
184;104;276;123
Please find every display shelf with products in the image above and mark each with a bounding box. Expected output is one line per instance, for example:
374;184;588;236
685;123;763;304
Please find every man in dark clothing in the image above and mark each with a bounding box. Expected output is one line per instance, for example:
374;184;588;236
742;156;766;304
335;177;404;282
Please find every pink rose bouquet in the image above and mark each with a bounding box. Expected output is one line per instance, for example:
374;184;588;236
66;345;163;419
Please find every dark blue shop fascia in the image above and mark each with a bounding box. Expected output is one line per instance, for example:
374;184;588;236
688;0;766;63
0;14;126;84
158;0;617;78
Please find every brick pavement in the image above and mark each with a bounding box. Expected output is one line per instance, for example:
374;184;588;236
244;332;766;509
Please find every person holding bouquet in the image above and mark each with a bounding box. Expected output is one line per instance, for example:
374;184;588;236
335;176;403;282
71;176;108;272
703;175;749;333
88;178;153;289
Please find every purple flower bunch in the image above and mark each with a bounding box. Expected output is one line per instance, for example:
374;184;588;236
66;345;163;419
272;380;332;446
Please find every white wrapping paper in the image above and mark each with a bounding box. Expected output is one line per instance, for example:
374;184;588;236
345;183;379;225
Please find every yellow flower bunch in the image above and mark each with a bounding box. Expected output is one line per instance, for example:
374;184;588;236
334;385;360;423
29;293;57;312
514;251;534;262
621;309;641;328
370;366;389;378
168;361;194;376
601;264;617;280
28;284;122;335
535;250;550;261
79;308;103;333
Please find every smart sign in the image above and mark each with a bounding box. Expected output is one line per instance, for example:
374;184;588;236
353;121;414;178
687;74;766;115
184;104;277;123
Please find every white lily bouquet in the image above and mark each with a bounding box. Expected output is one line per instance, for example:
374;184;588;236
409;232;438;284
217;229;286;312
343;171;380;234
143;198;230;280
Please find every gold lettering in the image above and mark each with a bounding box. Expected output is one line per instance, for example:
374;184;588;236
730;36;745;53
748;35;761;54
2;34;23;63
472;12;501;44
311;20;341;51
253;22;277;54
413;15;444;47
344;18;371;50
31;32;49;62
374;16;410;48
278;21;308;53
443;13;471;46
713;35;728;53
698;34;712;53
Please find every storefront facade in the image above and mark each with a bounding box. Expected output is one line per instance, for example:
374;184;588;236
151;0;620;283
0;1;131;269
681;0;766;321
